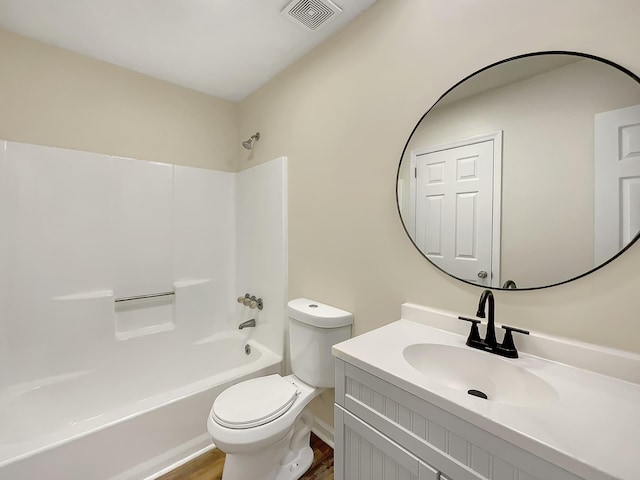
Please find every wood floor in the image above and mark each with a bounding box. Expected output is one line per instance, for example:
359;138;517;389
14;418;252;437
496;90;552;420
158;433;333;480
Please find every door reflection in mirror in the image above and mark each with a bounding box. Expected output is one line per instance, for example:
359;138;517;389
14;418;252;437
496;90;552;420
409;134;500;287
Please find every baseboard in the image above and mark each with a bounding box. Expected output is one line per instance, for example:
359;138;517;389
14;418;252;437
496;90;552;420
144;436;215;480
312;416;335;449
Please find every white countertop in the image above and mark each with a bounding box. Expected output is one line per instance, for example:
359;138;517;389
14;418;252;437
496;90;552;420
332;305;640;480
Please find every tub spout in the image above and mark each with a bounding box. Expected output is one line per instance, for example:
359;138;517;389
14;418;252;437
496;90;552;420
238;319;256;330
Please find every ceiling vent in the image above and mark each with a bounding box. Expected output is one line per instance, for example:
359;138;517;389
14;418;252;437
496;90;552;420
281;0;343;31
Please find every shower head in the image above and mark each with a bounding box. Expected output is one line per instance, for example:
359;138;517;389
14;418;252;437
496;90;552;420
242;132;260;150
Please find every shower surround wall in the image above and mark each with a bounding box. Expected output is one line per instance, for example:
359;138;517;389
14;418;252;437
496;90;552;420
0;140;287;478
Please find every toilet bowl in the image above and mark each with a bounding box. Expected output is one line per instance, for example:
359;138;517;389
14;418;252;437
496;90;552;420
207;298;353;480
207;374;321;480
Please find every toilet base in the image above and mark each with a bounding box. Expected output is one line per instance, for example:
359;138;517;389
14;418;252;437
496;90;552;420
277;444;313;480
221;410;315;480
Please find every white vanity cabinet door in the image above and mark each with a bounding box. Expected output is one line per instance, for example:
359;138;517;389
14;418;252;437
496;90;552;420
335;405;440;480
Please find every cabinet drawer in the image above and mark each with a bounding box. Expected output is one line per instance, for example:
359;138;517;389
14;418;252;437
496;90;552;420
335;360;582;480
335;405;439;480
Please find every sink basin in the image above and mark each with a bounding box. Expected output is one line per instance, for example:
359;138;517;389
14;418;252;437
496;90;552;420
403;344;558;407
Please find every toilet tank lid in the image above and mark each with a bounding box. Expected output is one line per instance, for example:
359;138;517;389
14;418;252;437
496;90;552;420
288;298;353;328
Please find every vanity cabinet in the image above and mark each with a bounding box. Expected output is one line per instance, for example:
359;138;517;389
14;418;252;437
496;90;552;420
334;358;582;480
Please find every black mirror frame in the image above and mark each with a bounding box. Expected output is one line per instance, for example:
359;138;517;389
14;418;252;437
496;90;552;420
395;50;640;291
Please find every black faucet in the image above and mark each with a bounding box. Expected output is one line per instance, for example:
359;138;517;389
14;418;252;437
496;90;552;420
459;289;529;358
476;290;497;350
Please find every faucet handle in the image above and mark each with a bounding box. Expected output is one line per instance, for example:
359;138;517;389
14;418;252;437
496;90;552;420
502;325;529;336
458;316;483;348
458;315;480;325
496;325;530;358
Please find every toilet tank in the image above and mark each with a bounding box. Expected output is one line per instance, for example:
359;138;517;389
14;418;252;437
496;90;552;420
288;298;353;388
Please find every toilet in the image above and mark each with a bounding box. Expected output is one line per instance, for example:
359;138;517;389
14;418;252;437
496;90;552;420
207;298;353;480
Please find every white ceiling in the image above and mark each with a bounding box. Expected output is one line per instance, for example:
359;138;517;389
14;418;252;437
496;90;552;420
0;0;378;101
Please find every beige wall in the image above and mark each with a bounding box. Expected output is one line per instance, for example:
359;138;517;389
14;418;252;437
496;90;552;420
401;58;640;288
0;29;239;170
240;0;640;425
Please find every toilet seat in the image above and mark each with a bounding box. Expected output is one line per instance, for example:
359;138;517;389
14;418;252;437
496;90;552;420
212;374;299;429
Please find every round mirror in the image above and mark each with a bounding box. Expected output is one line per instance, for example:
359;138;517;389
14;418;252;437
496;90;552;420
397;51;640;290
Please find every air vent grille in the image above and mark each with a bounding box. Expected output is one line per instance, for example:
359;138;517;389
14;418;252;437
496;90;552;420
282;0;342;31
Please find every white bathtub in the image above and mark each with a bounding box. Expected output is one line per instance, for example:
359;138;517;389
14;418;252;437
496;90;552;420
0;332;281;480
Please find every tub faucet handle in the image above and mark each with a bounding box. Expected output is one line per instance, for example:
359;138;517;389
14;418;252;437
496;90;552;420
249;297;263;309
237;293;264;310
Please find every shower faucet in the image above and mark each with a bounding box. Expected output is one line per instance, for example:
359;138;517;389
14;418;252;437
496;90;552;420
241;132;260;150
238;319;256;330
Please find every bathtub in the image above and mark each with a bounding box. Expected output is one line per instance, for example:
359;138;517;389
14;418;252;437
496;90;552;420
0;332;281;480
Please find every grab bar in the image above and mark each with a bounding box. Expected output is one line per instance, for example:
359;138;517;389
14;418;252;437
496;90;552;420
114;291;175;303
